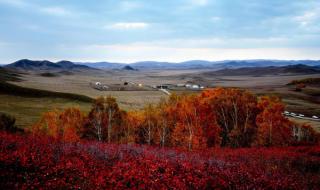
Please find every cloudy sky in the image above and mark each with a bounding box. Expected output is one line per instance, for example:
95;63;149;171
0;0;320;63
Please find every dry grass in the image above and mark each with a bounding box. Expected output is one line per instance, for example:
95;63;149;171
6;69;320;131
0;94;91;128
289;117;320;133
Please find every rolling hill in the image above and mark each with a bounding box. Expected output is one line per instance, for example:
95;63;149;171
202;64;320;76
79;59;320;70
4;59;95;71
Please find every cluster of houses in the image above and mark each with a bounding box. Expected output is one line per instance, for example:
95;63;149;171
283;111;319;120
90;82;109;91
154;83;205;90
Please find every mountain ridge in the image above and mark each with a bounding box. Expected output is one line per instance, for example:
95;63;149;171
3;59;320;71
78;60;320;70
201;64;320;76
4;59;95;71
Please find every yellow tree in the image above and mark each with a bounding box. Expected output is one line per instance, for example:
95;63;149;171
59;108;86;142
32;110;61;140
122;111;144;144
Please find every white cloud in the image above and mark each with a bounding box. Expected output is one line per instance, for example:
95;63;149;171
210;16;221;22
106;22;149;30
0;0;27;7
0;0;73;17
40;6;72;17
190;0;209;6
294;6;320;27
119;1;141;11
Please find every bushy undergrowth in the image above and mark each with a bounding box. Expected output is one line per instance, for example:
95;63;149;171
0;131;319;189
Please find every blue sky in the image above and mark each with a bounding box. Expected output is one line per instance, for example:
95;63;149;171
0;0;320;63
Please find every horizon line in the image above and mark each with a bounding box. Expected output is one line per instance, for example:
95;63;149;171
1;58;320;65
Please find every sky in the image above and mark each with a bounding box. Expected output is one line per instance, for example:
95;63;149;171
0;0;320;63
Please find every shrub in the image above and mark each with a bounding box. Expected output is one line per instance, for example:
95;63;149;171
0;113;23;133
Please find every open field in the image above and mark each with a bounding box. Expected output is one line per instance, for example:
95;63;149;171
9;70;166;109
4;69;320;130
0;94;91;128
289;117;320;133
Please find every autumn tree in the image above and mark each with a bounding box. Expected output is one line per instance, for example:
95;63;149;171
200;88;258;147
292;124;319;145
32;108;85;142
32;110;61;140
59;108;86;142
88;97;105;141
197;94;221;147
88;96;122;142
138;104;158;145
122;111;144;144
154;98;175;147
172;95;206;150
254;96;293;146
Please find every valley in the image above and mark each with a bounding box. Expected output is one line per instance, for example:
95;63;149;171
1;59;320;130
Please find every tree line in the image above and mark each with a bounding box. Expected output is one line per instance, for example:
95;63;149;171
31;88;319;149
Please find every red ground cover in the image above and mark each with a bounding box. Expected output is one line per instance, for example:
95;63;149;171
0;131;319;189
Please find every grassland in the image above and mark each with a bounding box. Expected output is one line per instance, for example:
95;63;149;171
2;69;320;130
289;117;320;133
0;94;91;128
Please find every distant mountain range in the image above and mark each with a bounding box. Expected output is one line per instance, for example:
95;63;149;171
78;60;320;70
2;59;320;73
201;64;320;76
4;59;94;71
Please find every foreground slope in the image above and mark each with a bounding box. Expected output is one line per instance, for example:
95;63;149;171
0;131;319;189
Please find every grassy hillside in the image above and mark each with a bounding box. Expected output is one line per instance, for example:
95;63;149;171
0;67;22;82
0;94;91;128
0;81;93;102
0;71;93;128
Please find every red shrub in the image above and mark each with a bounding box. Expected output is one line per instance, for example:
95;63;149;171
0;131;319;189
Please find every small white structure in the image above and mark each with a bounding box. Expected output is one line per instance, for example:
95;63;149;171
298;114;305;117
95;82;101;86
284;111;289;114
312;116;319;119
185;84;192;88
192;84;200;89
290;113;296;116
177;84;185;87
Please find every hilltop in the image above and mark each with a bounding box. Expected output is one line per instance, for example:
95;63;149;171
4;59;95;71
201;64;320;76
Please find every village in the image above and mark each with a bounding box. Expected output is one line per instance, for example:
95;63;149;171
90;81;205;92
89;81;320;123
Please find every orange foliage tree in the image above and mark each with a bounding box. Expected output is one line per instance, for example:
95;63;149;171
255;96;293;146
172;95;206;150
87;96;122;142
32;108;85;142
200;88;258;147
122;111;144;144
31;88;318;148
